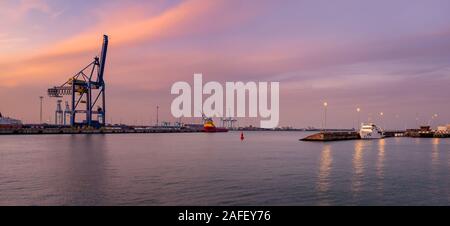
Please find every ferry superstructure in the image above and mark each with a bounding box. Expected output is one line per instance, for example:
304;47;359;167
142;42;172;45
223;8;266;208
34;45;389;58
359;123;385;139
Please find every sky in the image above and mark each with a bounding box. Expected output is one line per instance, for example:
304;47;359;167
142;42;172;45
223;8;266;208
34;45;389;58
1;0;450;129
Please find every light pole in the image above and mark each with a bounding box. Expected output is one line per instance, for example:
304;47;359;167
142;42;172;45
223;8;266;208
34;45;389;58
430;113;438;128
39;96;43;124
356;107;361;130
379;112;384;129
323;102;328;132
434;114;439;128
415;113;419;128
156;105;159;126
395;114;399;130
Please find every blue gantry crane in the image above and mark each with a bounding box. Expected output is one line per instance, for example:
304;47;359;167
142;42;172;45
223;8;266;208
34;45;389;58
48;35;109;128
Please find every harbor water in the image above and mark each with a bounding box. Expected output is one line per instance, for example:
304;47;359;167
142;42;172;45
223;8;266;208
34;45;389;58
0;131;449;205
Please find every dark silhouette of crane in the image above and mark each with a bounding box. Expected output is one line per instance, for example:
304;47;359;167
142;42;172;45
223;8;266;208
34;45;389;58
48;35;109;128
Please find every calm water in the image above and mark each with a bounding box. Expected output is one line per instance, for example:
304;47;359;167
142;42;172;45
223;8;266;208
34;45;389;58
0;131;449;206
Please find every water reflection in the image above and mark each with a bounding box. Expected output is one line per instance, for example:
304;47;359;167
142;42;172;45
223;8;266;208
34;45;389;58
3;132;450;205
376;139;386;197
376;139;386;179
429;138;441;195
352;141;364;194
414;138;421;145
317;145;332;193
64;135;109;205
316;144;332;205
431;138;440;168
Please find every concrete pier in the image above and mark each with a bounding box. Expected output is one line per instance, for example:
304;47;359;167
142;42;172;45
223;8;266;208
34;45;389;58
301;130;450;141
301;131;360;141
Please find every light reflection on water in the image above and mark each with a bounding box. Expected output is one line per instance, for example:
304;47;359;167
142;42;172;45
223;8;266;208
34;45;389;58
0;131;449;206
432;138;440;168
377;139;386;180
316;144;332;205
352;140;365;195
376;139;386;199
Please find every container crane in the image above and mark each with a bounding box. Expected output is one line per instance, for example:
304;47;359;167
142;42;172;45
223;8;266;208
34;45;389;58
47;35;109;128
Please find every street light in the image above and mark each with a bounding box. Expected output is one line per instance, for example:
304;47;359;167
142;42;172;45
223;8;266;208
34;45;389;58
323;102;328;131
156;105;159;126
415;113;419;128
379;112;384;129
395;114;400;130
430;113;438;128
434;114;439;128
356;107;361;130
39;96;43;124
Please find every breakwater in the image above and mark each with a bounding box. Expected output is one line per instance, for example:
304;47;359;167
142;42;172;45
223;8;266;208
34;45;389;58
300;131;360;141
301;130;450;141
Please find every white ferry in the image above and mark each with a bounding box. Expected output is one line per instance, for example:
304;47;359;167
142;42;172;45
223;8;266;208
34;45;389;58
359;123;385;139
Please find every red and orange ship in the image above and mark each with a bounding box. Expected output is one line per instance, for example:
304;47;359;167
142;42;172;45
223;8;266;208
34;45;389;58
202;114;228;132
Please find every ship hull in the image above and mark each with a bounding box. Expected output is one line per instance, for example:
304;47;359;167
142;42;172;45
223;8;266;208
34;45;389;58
359;131;384;139
203;127;228;133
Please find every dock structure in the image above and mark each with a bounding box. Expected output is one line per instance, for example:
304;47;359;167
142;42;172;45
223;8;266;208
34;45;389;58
0;126;203;135
301;129;450;141
383;130;405;137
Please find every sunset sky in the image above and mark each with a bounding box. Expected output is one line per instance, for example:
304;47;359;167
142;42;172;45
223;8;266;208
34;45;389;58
1;0;450;128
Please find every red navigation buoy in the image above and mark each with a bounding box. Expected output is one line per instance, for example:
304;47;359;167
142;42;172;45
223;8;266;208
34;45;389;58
240;132;244;140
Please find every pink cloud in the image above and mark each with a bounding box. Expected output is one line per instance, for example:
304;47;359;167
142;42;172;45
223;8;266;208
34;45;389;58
0;0;268;87
0;0;52;21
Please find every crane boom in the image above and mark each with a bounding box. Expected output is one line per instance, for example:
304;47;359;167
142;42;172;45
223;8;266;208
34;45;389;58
98;35;108;84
